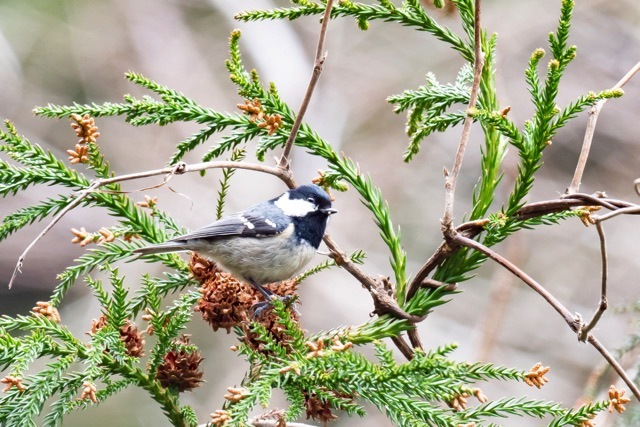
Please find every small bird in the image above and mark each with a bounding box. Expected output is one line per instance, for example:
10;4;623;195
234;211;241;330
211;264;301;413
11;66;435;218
133;184;337;310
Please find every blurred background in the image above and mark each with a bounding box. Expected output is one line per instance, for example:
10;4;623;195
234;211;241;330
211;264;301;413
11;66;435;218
1;0;640;425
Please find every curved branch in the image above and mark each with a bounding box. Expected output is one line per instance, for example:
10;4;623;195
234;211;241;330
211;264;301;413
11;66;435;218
452;232;640;402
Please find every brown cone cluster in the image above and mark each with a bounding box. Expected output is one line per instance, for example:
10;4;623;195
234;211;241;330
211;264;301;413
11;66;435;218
304;391;351;424
90;315;145;357
191;253;300;339
192;253;255;332
155;335;204;392
240;306;300;356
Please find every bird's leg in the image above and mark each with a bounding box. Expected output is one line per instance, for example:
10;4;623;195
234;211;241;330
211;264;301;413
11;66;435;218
247;279;274;301
246;279;296;318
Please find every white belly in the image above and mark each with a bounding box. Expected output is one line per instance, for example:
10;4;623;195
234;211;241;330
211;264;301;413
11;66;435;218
191;224;316;285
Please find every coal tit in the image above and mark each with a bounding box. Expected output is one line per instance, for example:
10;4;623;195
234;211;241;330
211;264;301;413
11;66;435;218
133;184;337;306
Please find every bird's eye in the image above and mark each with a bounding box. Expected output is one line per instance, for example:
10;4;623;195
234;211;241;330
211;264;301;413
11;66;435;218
307;197;315;203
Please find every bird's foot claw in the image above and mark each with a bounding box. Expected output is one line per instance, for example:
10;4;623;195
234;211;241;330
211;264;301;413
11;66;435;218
250;295;299;318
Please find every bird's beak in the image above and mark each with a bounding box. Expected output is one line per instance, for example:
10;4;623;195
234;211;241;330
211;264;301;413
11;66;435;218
321;208;338;215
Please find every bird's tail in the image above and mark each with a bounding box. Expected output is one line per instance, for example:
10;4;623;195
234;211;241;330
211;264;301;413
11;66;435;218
131;241;189;256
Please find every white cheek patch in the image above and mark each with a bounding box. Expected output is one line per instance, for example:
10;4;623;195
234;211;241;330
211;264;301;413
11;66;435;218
274;193;316;217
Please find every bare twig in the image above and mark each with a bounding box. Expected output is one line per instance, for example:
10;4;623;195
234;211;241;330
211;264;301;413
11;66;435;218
441;0;483;235
452;233;640;401
277;0;334;170
7;160;291;289
594;205;640;222
8;181;98;289
568;60;640;194
578;222;608;341
587;335;640;401
324;235;425;322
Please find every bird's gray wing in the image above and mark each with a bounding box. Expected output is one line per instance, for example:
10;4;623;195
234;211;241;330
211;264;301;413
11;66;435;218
170;212;288;242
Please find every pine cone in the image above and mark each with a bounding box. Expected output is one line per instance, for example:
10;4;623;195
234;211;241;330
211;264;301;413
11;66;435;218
120;320;145;357
89;316;145;357
156;336;204;392
240;308;300;355
304;392;339;424
192;254;255;332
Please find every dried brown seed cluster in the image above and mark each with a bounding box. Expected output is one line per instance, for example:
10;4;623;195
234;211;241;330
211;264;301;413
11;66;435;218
524;363;550;388
240;306;300;355
31;301;61;323
237;98;264;121
450;388;487;412
89;315;145;357
1;375;26;392
210;409;231;427
155;336;204;393
192;253;299;335
71;227;94;246
311;170;336;201
305;392;338;423
224;387;250;403
577;206;601;227
80;381;97;403
192;254;255;332
257;113;282;135
304;391;354;424
71;113;100;144
237;98;282;135
608;385;631;414
577;413;595;427
68;113;100;164
137;195;158;209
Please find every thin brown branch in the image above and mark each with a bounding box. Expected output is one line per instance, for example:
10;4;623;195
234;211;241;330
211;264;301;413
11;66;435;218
323;235;424;322
406;192;640;301
452;233;640;402
7;160;291;289
441;0;483;235
391;335;415;360
568;60;640;194
578;222;608;341
7;181;98;289
594;205;640;222
277;0;334;169
587;335;640;402
407;329;424;353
